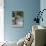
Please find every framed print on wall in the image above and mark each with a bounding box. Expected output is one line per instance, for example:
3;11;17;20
12;11;24;27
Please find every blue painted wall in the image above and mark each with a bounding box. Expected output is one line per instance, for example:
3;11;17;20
4;0;40;42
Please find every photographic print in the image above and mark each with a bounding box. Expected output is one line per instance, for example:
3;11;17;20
12;11;24;27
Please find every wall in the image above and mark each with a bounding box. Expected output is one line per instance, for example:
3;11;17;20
4;0;40;42
40;0;46;27
0;0;4;42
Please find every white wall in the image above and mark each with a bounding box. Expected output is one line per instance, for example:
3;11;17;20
0;0;4;42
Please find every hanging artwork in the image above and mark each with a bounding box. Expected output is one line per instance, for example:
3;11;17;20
12;11;24;27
